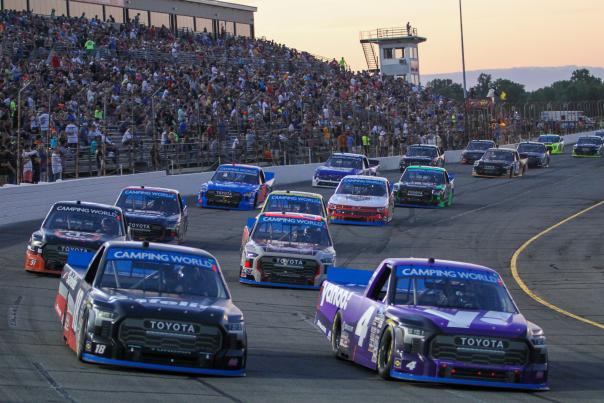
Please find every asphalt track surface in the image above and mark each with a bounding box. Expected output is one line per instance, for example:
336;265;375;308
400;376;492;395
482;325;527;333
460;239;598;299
1;152;603;402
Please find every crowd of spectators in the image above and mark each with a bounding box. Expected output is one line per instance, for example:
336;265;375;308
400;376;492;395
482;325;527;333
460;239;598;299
0;8;465;185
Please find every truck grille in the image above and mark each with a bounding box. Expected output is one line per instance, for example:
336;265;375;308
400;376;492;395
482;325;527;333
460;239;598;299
206;190;242;208
43;244;92;269
576;147;596;155
118;318;223;355
429;335;529;366
129;223;165;241
258;256;318;285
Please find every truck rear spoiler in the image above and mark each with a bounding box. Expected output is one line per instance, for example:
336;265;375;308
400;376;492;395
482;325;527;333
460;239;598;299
326;267;374;287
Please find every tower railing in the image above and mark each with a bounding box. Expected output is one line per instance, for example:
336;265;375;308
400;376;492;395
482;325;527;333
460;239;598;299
360;26;418;41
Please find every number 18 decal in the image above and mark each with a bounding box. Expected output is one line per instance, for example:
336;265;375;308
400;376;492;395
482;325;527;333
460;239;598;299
354;306;376;347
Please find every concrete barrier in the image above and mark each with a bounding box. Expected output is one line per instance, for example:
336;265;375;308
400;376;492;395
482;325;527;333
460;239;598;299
0;131;596;227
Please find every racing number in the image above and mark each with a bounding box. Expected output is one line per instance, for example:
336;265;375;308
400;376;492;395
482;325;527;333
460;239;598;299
354;306;376;347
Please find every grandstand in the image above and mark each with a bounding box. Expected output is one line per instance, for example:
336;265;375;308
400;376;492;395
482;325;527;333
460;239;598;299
0;4;466;185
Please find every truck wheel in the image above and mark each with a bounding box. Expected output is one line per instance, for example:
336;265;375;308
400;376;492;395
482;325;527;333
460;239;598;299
377;326;395;380
76;310;89;361
330;313;345;360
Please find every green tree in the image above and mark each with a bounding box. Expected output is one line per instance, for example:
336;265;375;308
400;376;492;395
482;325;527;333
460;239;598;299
471;73;492;98
492;78;526;104
426;79;464;101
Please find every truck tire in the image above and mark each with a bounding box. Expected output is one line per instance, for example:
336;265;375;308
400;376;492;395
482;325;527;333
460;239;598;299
330;312;346;360
377;326;395;380
76;310;89;361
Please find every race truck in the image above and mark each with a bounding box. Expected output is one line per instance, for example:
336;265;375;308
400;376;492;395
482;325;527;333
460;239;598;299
460;140;496;164
116;186;188;243
25;201;127;275
537;134;564;154
239;212;335;289
516;142;550;168
327;175;394;226
399;144;445;172
315;258;548;390
54;241;246;376
312;153;379;188
261;190;328;220
393;166;454;208
472;148;528;178
572;136;603;157
197;164;275;210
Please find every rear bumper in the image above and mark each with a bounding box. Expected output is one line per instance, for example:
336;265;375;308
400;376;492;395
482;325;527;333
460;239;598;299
24;250;62;275
82;353;245;377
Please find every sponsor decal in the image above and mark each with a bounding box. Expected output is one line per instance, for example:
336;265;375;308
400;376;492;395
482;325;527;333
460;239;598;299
269;194;322;204
133;298;208;309
129;222;151;230
260;216;326;228
315;319;327;334
274;258;304;267
57;245;89;253
320;282;353;309
217;166;259;175
396;266;501;284
107;248;215;269
145;320;198;334
55;205;120;217
456;336;507;350
214;190;232;196
65;271;79;290
123;189;177;199
342;178;385;187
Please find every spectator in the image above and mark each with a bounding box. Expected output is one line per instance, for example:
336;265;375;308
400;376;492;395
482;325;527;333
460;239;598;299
51;148;62;181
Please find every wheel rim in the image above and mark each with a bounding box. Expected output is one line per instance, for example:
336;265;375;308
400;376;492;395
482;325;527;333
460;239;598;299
378;333;391;369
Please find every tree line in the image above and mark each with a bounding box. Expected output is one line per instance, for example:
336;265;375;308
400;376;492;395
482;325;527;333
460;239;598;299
426;68;604;105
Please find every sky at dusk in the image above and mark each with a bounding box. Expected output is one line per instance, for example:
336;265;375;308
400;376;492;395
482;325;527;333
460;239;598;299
237;0;604;75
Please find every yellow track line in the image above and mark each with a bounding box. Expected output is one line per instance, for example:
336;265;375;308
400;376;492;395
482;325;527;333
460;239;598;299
510;200;604;330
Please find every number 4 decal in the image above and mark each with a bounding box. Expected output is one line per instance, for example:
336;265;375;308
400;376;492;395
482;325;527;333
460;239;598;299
354;306;376;347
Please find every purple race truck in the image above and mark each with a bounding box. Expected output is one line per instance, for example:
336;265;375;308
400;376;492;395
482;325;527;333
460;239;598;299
314;258;548;390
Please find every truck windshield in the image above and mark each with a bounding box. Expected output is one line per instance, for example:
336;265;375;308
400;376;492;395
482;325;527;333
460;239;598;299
264;195;324;216
116;190;180;216
482;150;514;162
538;135;560;143
577;137;602;146
466;141;493;151
517;143;546;153
325;157;362;169
401;170;445;185
43;204;123;236
97;248;227;298
393;267;517;313
407;147;437;157
212;168;259;184
251;217;331;248
336;178;386;197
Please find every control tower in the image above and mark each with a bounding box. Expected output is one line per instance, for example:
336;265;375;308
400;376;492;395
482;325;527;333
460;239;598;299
359;25;427;85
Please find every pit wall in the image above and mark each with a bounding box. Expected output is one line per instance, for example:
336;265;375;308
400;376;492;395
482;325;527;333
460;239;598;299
0;131;595;227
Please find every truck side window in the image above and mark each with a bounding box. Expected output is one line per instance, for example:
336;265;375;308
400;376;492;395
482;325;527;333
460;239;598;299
368;265;391;301
364;158;369;169
84;246;105;284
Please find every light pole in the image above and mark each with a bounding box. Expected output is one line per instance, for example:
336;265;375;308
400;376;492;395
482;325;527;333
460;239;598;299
16;80;32;185
458;0;469;142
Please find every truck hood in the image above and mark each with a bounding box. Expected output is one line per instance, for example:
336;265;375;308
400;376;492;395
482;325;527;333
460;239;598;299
124;211;180;226
206;181;257;193
329;194;387;208
397;181;441;190
393;306;527;338
249;240;334;257
40;228;122;249
518;152;546;158
315;166;359;176
92;289;241;320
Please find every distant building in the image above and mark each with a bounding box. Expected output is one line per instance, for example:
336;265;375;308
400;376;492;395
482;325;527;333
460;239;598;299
4;0;256;37
360;25;426;85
